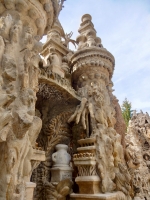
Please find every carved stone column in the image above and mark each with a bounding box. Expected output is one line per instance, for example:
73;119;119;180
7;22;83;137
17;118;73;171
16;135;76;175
73;138;100;194
0;1;56;199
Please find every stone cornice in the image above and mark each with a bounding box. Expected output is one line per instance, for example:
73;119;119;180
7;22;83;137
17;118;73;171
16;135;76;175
71;47;115;66
70;47;115;78
41;38;70;57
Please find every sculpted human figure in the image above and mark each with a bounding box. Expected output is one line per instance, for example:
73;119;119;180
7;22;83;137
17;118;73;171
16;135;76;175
30;41;43;92
43;47;64;77
10;20;22;43
61;56;69;72
0;77;15;142
22;40;42;92
48;47;60;69
24;26;33;48
94;92;108;128
0;14;13;40
21;49;31;89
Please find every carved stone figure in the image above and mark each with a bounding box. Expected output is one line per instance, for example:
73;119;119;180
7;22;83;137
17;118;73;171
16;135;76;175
43;47;64;78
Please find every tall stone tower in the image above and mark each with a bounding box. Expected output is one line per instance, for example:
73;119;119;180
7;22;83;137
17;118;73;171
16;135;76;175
69;14;131;200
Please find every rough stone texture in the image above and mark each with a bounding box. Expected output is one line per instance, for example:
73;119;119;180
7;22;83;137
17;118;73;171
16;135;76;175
125;111;150;199
31;7;80;200
0;1;143;200
111;95;126;147
68;14;131;200
0;1;57;199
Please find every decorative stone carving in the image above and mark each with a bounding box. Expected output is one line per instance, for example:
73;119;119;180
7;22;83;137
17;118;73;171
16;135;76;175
76;14;103;51
32;106;77;199
32;14;80;198
43;47;64;78
51;144;73;182
62;31;77;48
73;138;100;194
52;144;71;167
43;179;73;200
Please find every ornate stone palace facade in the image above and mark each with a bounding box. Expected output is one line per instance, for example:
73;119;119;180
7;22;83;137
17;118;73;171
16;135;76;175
0;1;150;200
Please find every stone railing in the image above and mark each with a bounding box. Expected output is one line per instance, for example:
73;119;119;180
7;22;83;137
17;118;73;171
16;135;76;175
39;66;81;101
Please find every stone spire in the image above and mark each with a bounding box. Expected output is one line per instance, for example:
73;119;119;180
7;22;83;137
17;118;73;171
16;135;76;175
76;14;103;50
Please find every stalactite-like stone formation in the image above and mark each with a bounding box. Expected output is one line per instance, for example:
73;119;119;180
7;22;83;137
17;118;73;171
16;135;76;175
125;111;150;200
0;1;57;199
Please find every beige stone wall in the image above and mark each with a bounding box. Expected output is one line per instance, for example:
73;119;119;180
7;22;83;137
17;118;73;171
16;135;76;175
0;1;56;199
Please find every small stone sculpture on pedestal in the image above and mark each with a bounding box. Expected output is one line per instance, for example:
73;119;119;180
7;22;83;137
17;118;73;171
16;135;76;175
51;144;73;182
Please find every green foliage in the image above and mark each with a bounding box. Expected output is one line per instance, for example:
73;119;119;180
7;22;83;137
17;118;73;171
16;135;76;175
121;98;132;129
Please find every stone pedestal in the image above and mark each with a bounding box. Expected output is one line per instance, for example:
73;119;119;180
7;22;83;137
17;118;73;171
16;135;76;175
70;193;118;200
25;182;36;200
50;166;73;182
76;176;100;194
73;138;100;194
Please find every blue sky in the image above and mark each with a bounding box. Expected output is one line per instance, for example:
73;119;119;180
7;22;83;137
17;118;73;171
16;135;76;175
42;0;150;113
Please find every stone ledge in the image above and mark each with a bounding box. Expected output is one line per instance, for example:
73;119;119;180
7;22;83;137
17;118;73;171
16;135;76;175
70;193;118;200
38;76;81;102
31;149;45;161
